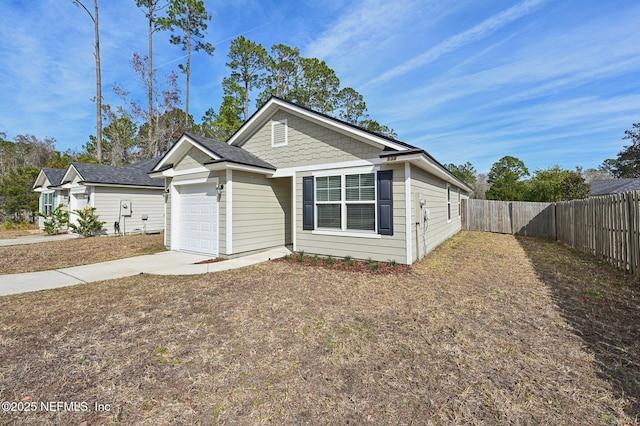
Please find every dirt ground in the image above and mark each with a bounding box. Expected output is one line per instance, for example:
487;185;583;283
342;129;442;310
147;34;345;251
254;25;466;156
0;233;165;274
0;231;638;425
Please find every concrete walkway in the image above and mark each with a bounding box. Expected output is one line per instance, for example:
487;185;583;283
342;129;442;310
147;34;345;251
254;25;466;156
0;247;292;297
0;232;77;246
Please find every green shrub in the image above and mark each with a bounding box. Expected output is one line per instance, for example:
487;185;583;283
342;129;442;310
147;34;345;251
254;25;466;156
39;205;69;235
296;251;305;262
343;255;355;267
327;255;336;265
68;207;105;237
312;254;320;263
370;261;380;271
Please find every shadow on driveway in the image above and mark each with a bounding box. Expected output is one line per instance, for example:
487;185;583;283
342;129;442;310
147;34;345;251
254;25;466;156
516;235;640;419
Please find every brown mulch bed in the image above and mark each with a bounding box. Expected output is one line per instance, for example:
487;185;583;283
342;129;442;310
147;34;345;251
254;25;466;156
194;257;226;264
0;234;166;274
276;253;412;274
0;231;638;425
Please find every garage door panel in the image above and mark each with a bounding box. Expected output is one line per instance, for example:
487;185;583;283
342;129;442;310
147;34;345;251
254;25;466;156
175;183;218;256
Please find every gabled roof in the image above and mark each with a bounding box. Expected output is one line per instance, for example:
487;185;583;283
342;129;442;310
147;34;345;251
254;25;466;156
62;158;164;188
590;179;640;195
226;96;472;193
227;96;413;152
150;133;276;175
33;168;66;190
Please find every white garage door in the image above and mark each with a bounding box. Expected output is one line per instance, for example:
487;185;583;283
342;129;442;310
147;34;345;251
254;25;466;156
176;184;218;256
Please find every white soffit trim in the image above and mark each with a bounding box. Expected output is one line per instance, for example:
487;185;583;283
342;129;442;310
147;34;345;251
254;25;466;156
271;158;383;178
153;134;220;172
228;97;409;152
60;165;82;186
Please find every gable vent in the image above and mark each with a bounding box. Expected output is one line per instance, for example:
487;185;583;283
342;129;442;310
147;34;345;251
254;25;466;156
271;119;288;147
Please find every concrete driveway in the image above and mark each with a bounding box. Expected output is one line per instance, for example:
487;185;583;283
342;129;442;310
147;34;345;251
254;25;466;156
0;247;291;297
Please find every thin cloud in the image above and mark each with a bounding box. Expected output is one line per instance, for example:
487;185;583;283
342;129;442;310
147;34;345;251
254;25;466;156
367;0;549;87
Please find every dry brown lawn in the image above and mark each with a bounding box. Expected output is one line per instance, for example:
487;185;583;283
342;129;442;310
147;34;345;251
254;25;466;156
0;231;638;425
0;234;165;274
0;228;42;240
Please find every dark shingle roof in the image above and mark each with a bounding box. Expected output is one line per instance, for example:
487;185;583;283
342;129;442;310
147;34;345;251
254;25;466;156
185;133;276;170
590;179;640;195
42;168;66;187
73;158;163;187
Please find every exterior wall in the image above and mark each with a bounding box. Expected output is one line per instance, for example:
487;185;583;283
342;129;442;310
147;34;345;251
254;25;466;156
37;187;68;229
240;110;383;168
91;186;164;235
410;165;466;263
295;163;407;264
174;147;211;171
232;171;291;253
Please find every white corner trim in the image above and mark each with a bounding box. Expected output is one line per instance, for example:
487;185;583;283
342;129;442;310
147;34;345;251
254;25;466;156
405;162;412;265
226;169;233;255
292;171;297;252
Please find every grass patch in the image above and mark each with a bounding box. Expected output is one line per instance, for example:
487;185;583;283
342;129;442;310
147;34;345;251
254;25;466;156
0;231;637;424
0;234;165;274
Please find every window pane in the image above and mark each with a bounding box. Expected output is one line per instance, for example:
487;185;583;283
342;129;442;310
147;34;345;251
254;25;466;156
360;173;374;187
346;173;375;201
317;204;341;228
346;204;375;231
360;187;375;200
316;176;328;189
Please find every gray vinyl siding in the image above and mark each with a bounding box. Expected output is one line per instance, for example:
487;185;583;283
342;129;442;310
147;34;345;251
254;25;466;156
240;111;383;168
232;171;291;253
175;147;211;171
410;165;464;263
92;187;164;236
295;163;407;264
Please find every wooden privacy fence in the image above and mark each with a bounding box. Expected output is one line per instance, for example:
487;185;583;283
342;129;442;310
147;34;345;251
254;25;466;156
462;199;555;239
462;192;640;274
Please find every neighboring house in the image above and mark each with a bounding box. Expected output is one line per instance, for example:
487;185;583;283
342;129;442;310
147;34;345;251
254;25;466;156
149;97;472;264
33;158;165;235
32;168;67;229
590;179;640;196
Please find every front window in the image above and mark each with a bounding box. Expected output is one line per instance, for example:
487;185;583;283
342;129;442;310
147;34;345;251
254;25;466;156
316;172;376;232
42;192;54;215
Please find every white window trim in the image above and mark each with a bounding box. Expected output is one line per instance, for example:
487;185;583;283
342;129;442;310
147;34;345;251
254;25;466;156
313;168;378;236
271;119;288;147
446;183;452;223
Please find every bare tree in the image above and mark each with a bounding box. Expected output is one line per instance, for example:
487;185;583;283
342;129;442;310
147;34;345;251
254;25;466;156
157;0;214;128
72;0;103;163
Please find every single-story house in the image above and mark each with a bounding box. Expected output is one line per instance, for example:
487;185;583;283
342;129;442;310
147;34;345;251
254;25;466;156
590;179;640;196
32;168;67;228
33;158;165;235
149;97;471;265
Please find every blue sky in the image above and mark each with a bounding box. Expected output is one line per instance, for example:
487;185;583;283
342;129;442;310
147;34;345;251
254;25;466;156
0;0;639;173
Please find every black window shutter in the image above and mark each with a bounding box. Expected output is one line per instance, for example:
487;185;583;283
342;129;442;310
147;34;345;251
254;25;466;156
377;170;393;235
302;176;314;230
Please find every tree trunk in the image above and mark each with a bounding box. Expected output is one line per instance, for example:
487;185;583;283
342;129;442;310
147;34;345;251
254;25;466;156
94;0;102;163
147;5;154;154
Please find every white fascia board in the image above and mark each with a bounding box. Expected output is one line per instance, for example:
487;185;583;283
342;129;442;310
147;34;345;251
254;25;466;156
228;97;409;152
154;166;210;178
152;134;220;172
32;170;48;189
385;154;473;194
60;165;81;186
271;158;383;178
205;161;274;176
81;183;164;190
